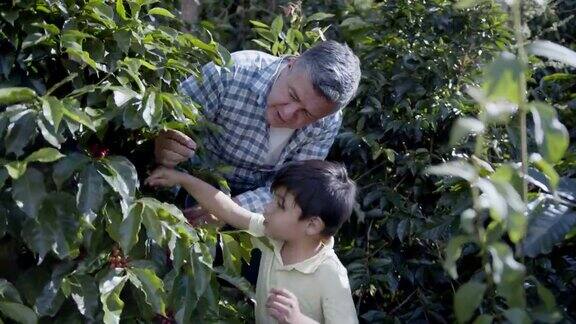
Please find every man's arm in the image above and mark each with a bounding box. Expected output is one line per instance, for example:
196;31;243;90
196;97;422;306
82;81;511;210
155;61;229;168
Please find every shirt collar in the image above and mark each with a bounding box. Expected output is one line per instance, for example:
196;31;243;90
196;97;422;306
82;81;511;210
271;237;335;274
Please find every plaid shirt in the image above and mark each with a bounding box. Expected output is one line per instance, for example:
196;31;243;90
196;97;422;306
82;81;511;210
179;50;342;212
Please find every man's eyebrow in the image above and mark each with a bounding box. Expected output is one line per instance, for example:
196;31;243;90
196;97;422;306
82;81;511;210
289;85;318;118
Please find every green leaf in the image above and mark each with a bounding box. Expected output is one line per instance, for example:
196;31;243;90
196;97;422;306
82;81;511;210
530;102;569;164
117;203;143;254
4;148;63;180
0;302;38;324
141;90;163;127
12;167;46;219
5;110;37;157
66;48;104;72
21;193;80;260
425;161;477;182
449;117;485;146
68;275;99;320
254;28;277;43
472;314;493;324
476;178;509;221
112;87;140;107
522;201;576;257
443;235;471;279
530;153;559;191
53;153;90;189
0;279;23;303
141;205;165;245
482;53;522;104
340;17;369;30
0;87;37;105
304;12;335;23
503;308;530;324
25;148;64;163
127;268;166;315
455;0;483;9
99;270;128;324
249;20;269;28
488;243;525;308
532;278;557;312
4;161;27;179
62;104;96;132
34;263;72;317
526;40;576;68
214;267;255;301
99;156;139;211
40;97;64;131
251;39;271;51
113;29;132;54
148;7;175;19
454;281;486;323
37;116;63;149
138;197;188;224
270;16;284;38
116;0;127;20
460;209;477;234
77;164;104;223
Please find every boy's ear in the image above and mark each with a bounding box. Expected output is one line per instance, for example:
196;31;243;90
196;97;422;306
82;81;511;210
305;216;325;236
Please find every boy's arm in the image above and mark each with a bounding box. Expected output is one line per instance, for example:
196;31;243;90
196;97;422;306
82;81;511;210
179;174;253;231
321;268;359;324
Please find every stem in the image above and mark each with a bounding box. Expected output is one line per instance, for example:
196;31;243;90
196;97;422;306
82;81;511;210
512;0;529;203
45;72;78;96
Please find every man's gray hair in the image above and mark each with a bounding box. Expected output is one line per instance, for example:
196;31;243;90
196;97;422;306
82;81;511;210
296;40;361;109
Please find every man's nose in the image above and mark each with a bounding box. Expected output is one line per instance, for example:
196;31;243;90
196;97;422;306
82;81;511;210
283;102;301;120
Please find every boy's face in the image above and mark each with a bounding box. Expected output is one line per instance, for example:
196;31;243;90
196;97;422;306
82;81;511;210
263;187;311;241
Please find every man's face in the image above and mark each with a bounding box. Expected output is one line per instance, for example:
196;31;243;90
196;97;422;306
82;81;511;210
265;59;337;129
262;187;310;241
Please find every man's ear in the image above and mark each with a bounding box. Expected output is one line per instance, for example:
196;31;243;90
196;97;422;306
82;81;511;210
305;216;325;236
286;56;298;69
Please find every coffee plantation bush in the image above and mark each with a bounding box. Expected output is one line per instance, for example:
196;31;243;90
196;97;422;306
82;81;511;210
200;0;576;321
0;1;256;322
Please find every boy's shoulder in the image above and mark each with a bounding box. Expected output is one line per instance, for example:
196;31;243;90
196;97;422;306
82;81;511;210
311;250;353;293
315;250;348;276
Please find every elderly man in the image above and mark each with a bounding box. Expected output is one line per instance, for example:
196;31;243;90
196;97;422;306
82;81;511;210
155;40;361;217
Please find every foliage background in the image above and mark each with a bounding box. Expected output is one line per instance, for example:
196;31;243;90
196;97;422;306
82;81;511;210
199;0;576;322
0;0;574;323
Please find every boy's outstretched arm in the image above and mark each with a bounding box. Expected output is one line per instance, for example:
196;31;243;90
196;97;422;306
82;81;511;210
145;167;253;230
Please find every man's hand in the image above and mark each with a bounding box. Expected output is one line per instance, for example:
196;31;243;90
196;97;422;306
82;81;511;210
266;288;317;324
145;167;188;188
154;129;197;168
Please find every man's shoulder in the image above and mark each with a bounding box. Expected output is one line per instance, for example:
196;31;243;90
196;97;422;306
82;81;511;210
230;50;280;70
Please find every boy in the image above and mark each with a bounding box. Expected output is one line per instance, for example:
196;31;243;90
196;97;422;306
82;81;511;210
145;160;358;323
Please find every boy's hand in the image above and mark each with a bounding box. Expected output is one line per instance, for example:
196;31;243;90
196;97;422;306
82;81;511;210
145;167;187;188
266;288;311;324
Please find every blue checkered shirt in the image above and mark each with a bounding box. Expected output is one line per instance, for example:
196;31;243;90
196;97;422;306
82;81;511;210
179;50;342;213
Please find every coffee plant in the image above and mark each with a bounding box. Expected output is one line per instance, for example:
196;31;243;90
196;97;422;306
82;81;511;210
0;0;255;322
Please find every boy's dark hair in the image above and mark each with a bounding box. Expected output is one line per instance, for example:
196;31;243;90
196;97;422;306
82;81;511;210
271;160;357;236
